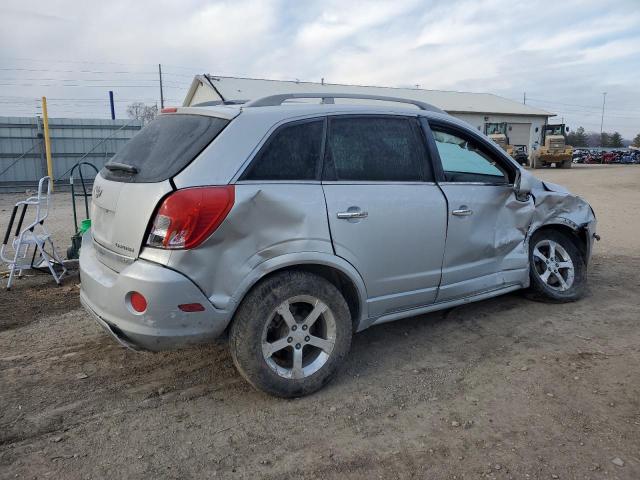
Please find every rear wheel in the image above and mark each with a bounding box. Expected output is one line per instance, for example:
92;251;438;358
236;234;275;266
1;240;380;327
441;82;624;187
528;230;586;302
229;271;352;397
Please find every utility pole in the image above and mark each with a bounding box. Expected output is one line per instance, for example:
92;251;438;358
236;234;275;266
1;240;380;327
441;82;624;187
109;90;115;120
523;92;526;104
41;96;54;190
600;92;607;139
158;63;164;109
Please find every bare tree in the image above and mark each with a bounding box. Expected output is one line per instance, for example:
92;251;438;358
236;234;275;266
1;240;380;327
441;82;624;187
126;102;158;124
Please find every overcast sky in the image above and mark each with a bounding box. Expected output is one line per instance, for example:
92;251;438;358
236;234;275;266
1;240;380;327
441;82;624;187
1;0;638;137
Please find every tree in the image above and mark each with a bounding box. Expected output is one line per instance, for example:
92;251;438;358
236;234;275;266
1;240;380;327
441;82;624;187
609;132;623;148
126;102;158;124
600;132;611;148
567;126;588;147
586;132;601;147
633;133;640;147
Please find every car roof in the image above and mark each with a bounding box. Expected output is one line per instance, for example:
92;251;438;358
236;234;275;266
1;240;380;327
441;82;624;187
170;98;520;188
166;102;463;128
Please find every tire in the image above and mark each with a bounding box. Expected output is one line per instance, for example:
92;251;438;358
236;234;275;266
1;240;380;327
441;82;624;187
557;159;572;169
527;230;586;302
229;271;353;397
532;154;543;169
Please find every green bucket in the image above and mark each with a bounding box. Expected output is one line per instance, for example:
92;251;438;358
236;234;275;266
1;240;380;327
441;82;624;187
79;218;91;234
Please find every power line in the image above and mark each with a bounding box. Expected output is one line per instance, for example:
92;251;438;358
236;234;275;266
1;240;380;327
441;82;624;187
0;56;207;72
525;97;640;114
0;82;185;88
0;67;196;78
0;97;180;104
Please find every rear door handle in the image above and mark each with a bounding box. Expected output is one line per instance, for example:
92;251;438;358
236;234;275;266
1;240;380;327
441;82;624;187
452;208;473;216
337;210;368;219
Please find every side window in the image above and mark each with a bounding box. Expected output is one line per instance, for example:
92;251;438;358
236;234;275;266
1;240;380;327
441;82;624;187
432;129;509;184
241;119;323;181
326;117;428;181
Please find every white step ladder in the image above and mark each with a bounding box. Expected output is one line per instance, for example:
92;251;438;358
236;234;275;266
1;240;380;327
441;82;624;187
1;176;67;290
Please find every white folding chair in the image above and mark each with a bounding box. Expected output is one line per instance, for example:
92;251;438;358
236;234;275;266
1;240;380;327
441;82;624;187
1;176;67;289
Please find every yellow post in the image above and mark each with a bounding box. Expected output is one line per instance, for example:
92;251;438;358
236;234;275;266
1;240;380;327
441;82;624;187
41;96;54;190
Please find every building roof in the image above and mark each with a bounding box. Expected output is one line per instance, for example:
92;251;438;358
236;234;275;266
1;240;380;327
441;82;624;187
184;75;553;117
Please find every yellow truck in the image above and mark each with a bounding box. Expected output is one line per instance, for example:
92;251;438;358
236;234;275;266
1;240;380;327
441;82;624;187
485;122;514;156
484;122;528;165
530;124;573;169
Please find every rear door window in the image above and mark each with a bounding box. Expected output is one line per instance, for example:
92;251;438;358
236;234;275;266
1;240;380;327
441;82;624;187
101;114;229;183
241;119;324;181
325;116;429;181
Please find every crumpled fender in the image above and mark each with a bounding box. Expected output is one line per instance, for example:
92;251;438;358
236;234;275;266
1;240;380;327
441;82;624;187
527;176;597;254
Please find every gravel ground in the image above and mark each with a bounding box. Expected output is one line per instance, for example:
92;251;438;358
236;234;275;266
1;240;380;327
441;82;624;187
1;164;639;479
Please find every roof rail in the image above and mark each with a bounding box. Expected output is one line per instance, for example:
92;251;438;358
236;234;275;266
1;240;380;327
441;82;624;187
243;93;445;114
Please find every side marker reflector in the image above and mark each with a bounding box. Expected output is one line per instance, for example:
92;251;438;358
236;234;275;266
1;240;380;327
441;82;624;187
130;292;147;313
178;303;205;312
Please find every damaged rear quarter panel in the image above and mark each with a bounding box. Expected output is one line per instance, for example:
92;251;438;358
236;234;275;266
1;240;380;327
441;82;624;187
165;183;335;311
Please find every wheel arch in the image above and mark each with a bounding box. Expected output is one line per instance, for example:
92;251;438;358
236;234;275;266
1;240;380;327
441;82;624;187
529;220;590;263
225;253;369;333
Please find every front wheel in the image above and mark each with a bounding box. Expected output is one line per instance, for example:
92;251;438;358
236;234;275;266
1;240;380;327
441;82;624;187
528;230;587;302
558;159;572;169
531;154;543;169
229;271;352;397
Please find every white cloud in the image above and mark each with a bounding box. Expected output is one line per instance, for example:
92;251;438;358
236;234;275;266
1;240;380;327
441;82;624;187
0;0;638;136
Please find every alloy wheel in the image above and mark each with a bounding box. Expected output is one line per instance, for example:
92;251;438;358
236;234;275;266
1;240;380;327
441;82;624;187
532;239;575;292
261;295;337;379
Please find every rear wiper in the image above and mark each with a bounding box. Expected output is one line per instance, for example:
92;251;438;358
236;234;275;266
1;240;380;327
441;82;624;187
105;162;138;174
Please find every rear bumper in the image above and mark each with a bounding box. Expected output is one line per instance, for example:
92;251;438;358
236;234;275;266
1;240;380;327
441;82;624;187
79;233;232;351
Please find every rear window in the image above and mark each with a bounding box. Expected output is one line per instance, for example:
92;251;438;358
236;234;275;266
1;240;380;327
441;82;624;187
241;119;324;181
101;114;229;183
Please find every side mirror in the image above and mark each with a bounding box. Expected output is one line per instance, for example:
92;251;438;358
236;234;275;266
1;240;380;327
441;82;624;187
566;126;570;132
514;170;533;199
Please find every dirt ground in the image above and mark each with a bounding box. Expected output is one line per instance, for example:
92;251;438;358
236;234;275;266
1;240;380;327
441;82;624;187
1;165;639;479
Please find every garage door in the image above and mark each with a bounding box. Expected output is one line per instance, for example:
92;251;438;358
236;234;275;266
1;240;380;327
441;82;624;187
508;123;531;148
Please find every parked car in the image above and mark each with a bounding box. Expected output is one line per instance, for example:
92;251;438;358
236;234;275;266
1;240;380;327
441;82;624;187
80;93;598;397
573;148;640;165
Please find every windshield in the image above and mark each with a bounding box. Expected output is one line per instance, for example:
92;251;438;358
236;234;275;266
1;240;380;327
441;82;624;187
101;114;229;183
486;123;506;135
546;125;565;136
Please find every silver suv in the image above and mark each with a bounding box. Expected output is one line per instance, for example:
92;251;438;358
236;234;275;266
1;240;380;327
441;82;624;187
80;93;597;397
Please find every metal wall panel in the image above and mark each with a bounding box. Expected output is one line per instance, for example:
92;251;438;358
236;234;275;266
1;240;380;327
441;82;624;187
0;116;143;185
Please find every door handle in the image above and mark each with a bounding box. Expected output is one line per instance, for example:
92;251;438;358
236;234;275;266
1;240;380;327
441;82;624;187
337;210;368;219
452;208;473;216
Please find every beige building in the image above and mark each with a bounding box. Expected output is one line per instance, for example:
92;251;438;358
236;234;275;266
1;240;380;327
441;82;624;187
183;75;554;152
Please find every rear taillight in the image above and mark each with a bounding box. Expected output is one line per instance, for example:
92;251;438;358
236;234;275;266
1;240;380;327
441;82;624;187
146;186;235;249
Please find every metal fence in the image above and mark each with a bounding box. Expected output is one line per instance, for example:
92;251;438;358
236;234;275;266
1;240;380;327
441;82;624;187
0;116;142;188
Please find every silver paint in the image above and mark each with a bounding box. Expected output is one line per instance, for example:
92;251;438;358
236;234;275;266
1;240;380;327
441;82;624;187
80;102;596;351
